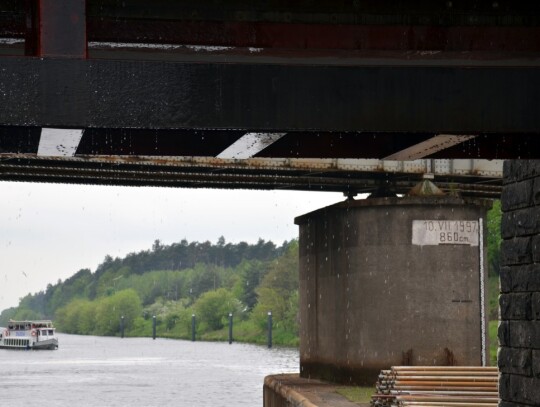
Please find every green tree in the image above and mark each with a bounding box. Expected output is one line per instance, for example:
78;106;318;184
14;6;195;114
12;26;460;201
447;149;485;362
195;288;241;331
55;298;92;333
77;300;97;334
234;260;268;310
0;307;17;326
487;200;502;276
259;240;298;297
73;289;143;336
252;287;288;328
12;307;42;322
251;241;299;332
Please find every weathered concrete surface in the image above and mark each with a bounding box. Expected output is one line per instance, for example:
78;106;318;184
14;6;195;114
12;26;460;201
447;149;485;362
295;196;491;385
499;160;540;407
264;374;369;407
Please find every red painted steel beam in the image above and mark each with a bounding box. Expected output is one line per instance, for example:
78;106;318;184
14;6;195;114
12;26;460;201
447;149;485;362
88;20;540;52
1;1;539;55
37;0;87;58
24;0;38;55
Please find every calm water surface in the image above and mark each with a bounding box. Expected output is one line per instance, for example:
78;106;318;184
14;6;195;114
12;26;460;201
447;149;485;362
0;334;299;406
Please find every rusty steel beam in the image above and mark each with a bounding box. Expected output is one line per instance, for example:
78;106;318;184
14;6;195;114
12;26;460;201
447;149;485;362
0;155;503;197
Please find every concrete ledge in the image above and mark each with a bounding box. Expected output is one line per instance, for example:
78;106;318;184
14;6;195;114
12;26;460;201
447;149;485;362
263;374;369;407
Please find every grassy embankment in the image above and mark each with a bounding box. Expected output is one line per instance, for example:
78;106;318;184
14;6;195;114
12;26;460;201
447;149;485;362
488;274;500;366
127;315;299;347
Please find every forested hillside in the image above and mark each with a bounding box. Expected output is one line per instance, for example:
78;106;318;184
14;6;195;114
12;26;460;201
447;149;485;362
0;238;300;345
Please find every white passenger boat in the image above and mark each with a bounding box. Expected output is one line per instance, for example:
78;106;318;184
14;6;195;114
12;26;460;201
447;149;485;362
0;320;59;350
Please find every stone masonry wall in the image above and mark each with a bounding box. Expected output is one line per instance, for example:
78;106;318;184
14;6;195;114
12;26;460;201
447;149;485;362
499;160;540;407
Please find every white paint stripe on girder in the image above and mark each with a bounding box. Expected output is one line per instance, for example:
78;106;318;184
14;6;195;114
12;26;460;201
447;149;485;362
384;134;477;160
217;133;286;159
37;128;83;157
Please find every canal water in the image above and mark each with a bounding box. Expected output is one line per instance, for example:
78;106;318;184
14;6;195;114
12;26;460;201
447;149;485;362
0;334;299;406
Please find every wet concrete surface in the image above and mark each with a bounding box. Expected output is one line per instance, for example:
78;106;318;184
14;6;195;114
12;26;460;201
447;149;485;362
264;374;370;407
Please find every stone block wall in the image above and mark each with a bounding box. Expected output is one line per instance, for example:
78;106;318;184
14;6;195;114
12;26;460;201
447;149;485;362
499;160;540;407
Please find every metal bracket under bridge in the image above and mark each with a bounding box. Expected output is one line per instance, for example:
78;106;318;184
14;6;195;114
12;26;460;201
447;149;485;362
0;155;503;198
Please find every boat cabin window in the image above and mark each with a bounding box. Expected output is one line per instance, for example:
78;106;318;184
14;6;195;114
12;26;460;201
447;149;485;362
42;330;48;336
48;330;54;335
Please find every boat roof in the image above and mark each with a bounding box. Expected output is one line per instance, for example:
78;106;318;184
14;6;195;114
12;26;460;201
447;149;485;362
9;320;53;324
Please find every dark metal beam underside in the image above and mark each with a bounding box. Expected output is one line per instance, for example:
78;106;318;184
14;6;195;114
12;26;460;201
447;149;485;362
0;58;539;133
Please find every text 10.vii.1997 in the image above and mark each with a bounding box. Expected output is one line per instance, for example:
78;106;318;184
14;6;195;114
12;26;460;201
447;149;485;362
412;220;479;247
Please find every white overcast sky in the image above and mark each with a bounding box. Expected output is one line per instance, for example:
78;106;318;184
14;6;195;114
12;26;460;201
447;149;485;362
0;181;343;312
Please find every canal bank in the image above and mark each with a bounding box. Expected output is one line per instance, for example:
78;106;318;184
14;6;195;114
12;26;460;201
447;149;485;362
264;374;370;407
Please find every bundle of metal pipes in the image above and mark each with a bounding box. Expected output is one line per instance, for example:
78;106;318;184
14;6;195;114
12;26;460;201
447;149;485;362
371;366;498;407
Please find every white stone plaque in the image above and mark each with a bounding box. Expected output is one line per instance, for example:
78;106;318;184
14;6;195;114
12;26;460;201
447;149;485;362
412;220;479;246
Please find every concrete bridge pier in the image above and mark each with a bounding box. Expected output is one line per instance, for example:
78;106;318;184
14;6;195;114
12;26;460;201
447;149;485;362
294;196;491;385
